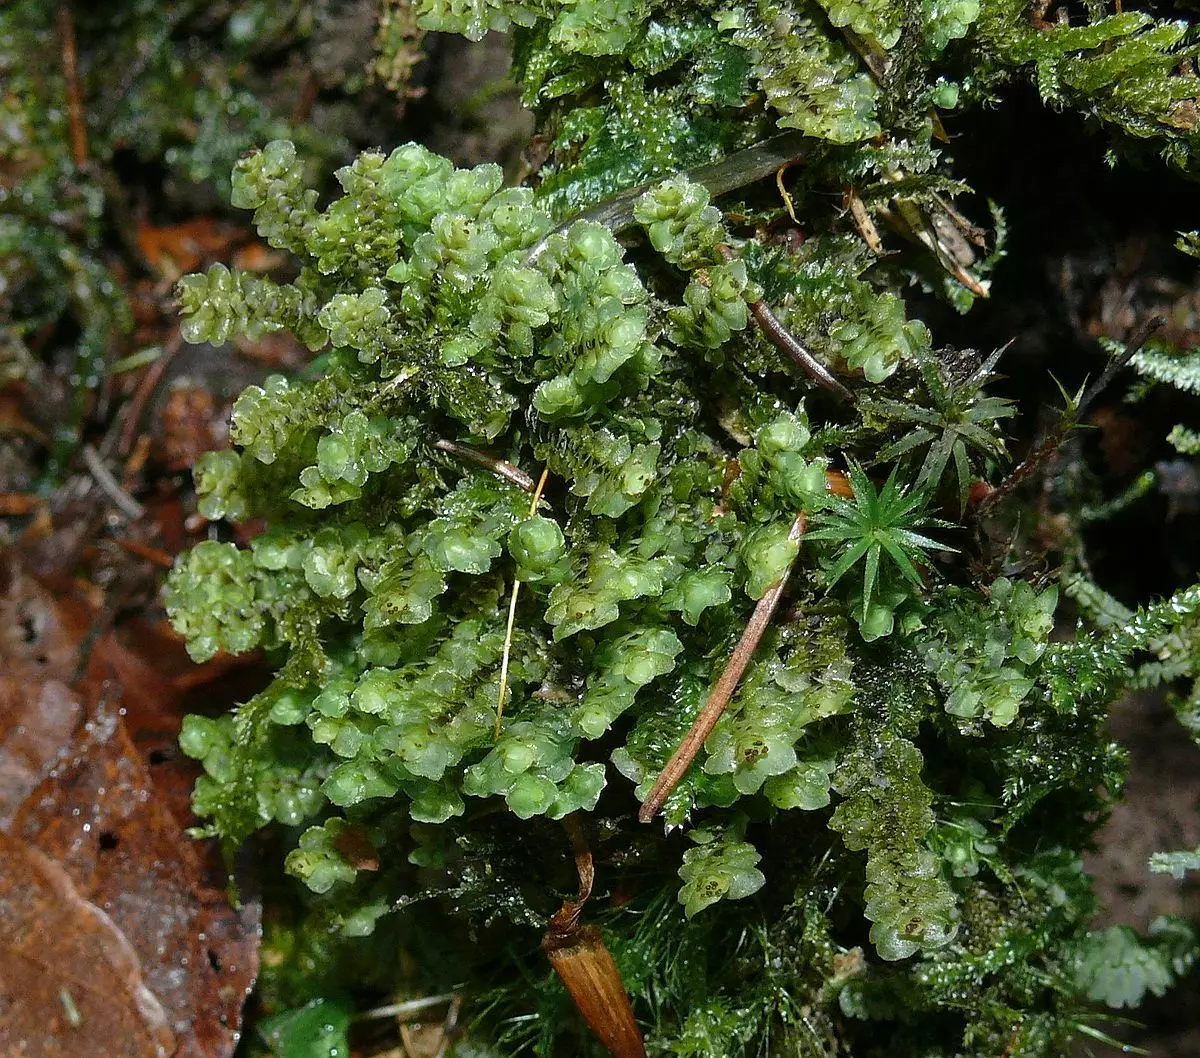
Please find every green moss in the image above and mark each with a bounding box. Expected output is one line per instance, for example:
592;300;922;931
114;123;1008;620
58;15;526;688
161;0;1200;1052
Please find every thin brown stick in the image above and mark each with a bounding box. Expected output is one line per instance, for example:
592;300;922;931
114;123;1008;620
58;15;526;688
639;512;807;822
111;537;175;568
82;444;144;519
58;3;87;167
718;245;855;403
977;316;1165;515
0;494;45;517
434;439;536;493
1076;314;1166;421
118;327;183;456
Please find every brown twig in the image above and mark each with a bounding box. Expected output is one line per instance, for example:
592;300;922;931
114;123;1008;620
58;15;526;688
111;537;175;568
118;327;183;456
718;245;856;403
639;512;808;822
434;438;536;493
977;316;1165;516
82;444;144;520
0;494;45;517
58;3;87;167
1076;314;1166;422
749;295;857;403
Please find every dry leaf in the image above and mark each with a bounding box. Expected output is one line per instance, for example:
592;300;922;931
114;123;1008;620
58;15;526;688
0;831;177;1057
0;553;261;1057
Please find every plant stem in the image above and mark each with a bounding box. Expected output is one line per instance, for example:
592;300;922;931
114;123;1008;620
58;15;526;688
718;244;856;403
977;316;1164;514
58;3;87;167
747;297;856;403
434;439;536;493
495;466;550;737
639;512;807;822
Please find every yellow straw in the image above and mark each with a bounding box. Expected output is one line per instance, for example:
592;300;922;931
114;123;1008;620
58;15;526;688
494;466;550;739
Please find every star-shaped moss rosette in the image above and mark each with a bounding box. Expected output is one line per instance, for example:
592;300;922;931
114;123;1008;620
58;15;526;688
806;461;953;640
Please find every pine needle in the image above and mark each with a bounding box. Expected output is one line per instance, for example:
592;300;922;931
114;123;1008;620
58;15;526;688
495;466;550;739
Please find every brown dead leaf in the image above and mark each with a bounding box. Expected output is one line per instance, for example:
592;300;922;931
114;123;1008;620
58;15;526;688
86;617;267;829
333;824;381;872
0;559;92;681
0;679;84;828
0;556;262;1057
232;330;309;370
11;691;259;1058
0;830;177;1057
230;240;289;273
137;218;246;281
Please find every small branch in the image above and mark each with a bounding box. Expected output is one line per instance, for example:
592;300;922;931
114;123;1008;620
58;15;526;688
1075;314;1166;422
977;317;1164;515
111;537;175;568
718;245;855;403
434;439;536;493
82;444;144;519
844;185;884;254
639;512;807;822
58;3;87;167
747;298;856;403
118;326;183;456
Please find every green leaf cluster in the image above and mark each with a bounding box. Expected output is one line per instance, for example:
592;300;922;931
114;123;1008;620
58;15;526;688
924;577;1058;727
158;1;1200;1053
1073;918;1198;1009
808;462;951;641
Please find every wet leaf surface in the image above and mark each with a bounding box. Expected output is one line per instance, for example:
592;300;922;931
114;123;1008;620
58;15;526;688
0;553;262;1057
0;830;177;1057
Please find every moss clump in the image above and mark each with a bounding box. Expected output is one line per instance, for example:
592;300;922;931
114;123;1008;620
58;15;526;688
164;1;1200;1054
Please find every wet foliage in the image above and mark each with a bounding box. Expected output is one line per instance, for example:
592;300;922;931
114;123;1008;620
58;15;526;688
6;1;1200;1056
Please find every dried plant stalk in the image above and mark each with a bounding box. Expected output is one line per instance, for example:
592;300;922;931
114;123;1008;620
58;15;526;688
542;816;645;1058
639;512;807;821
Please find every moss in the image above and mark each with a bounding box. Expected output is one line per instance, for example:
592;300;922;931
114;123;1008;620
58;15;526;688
159;1;1200;1053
